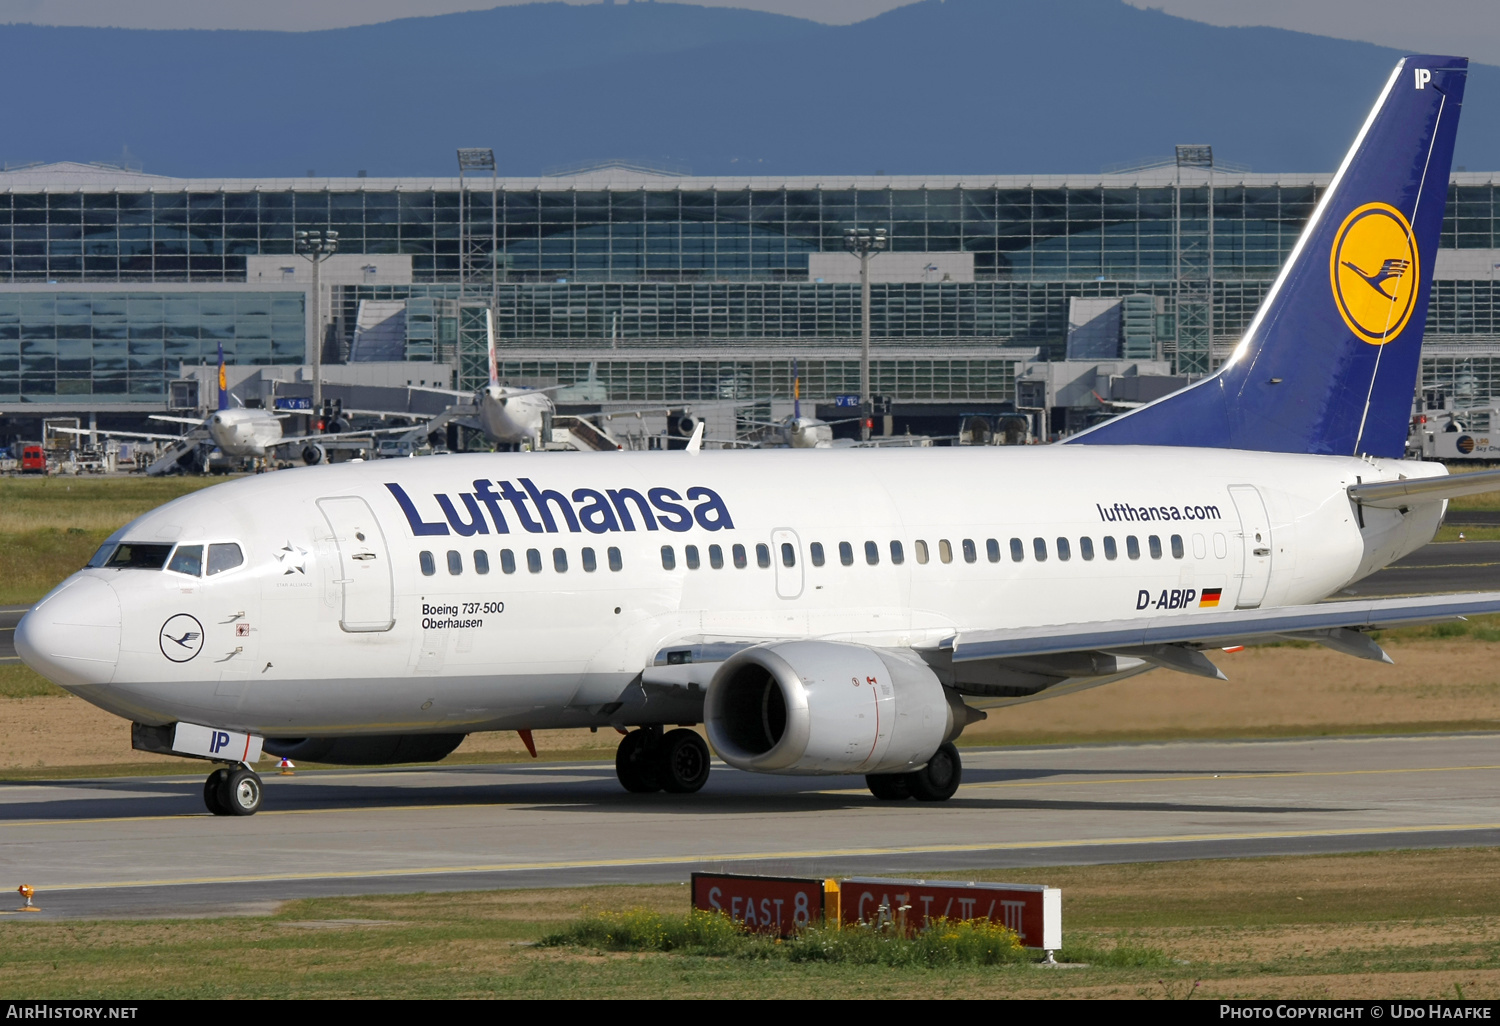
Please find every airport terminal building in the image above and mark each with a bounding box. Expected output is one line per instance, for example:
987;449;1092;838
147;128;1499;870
0;156;1497;433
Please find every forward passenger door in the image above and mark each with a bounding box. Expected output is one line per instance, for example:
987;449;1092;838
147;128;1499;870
318;496;395;632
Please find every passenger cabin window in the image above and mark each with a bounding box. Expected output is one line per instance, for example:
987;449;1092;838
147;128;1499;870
1056;537;1071;561
1080;537;1095;561
780;543;795;567
1148;535;1163;560
915;540;929;564
582;547;597;573
608;547;623;572
501;549;517;574
474;550;490;575
733;544;747;569
167;544;203;577
1126;536;1141;560
890;540;904;565
1213;533;1228;559
756;543;771;569
1033;537;1048;562
661;545;676;570
1103;536;1118;560
1192;534;1207;559
839;541;854;566
986;538;1001;563
554;548;568;573
527;548;543;574
685;545;700;570
864;540;879;565
710;544;724;569
1171;534;1185;559
1010;538;1024;562
419;551;436;576
939;539;953;564
207;543;244;576
105;543;173;570
809;542;825;567
447;550;463;575
962;539;976;564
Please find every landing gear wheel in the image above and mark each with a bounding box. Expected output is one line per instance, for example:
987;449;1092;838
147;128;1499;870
220;767;263;816
658;729;711;794
203;768;231;815
615;729;664;793
908;742;962;802
865;773;913;801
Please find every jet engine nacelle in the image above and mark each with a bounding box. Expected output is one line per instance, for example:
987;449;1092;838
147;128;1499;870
301;443;326;466
704;641;973;776
263;734;465;765
670;413;700;438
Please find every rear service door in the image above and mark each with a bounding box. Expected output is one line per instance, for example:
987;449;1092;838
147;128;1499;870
1227;485;1272;609
771;528;804;599
318;496;395;632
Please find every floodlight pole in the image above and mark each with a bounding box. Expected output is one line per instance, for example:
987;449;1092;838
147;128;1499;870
844;227;888;440
294;230;340;412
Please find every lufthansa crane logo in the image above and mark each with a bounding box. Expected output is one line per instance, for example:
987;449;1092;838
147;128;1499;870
159;614;205;663
1330;202;1419;345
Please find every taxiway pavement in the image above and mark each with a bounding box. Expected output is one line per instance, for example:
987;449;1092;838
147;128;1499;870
2;733;1497;919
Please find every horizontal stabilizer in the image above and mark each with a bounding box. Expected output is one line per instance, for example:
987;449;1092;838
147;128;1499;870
1348;467;1500;508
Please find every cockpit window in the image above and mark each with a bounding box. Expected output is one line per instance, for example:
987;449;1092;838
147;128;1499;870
167;545;204;577
104;543;173;570
87;544;115;568
207;543;244;576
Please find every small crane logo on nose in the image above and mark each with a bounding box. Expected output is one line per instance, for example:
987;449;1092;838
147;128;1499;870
159;614;205;663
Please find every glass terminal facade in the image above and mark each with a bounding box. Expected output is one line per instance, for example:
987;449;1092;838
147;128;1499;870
0;163;1496;406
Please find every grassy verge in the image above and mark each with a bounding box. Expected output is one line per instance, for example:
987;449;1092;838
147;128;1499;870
1;849;1497;998
0;476;227;605
0;663;67;698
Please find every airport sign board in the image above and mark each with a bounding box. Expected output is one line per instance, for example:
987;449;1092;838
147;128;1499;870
838;877;1061;950
690;872;824;937
275;397;313;411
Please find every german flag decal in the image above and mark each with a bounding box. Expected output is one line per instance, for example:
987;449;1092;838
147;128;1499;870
1199;588;1223;608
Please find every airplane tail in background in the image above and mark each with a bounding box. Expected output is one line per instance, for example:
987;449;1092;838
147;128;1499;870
217;342;229;412
1070;56;1468;459
486;308;500;388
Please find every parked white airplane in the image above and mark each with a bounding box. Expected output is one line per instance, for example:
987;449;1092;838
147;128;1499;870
19;56;1497;817
59;346;406;472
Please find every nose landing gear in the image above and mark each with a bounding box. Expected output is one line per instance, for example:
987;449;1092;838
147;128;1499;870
614;726;711;794
203;766;264;816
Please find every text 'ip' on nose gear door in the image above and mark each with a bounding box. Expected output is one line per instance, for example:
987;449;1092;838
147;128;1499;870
1227;484;1272;609
318;496;395;632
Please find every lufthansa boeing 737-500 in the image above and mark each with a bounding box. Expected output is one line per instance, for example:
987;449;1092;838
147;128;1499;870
18;56;1500;816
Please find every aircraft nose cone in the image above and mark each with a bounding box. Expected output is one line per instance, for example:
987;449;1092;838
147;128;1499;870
15;576;121;688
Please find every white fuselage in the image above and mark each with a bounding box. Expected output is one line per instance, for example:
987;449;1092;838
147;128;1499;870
207;408;284;457
18;446;1444;740
476;386;553;447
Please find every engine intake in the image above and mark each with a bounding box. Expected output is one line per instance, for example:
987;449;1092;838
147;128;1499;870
705;641;978;776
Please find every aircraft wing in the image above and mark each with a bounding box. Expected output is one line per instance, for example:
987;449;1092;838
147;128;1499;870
50;425;197;443
945;592;1500;677
148;415;209;427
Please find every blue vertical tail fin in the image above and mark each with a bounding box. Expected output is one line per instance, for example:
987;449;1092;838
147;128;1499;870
1070;56;1468;458
217;342;229;412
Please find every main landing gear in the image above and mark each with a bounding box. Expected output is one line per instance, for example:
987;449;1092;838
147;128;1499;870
203;765;263;816
865;742;963;803
615;726;711;794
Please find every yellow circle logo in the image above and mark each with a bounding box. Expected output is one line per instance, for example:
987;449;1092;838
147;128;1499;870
1329;202;1419;346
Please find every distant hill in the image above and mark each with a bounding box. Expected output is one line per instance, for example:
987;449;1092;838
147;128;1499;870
2;0;1496;177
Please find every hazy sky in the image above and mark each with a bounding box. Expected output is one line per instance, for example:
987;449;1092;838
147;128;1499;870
0;0;1492;64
